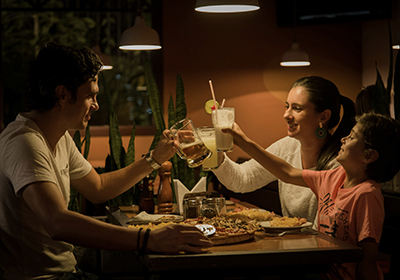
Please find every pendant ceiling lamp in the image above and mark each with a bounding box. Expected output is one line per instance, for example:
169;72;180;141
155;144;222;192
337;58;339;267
195;0;260;13
392;33;399;49
280;42;310;67
93;45;113;71
119;16;161;51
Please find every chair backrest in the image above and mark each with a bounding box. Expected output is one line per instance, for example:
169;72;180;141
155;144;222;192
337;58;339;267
379;192;400;278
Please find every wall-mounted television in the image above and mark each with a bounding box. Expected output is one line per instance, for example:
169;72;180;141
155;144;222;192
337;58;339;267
276;0;392;27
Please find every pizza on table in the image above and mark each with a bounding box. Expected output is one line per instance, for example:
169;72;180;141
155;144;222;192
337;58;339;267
128;207;308;245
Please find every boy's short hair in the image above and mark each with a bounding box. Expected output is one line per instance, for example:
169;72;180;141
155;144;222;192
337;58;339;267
25;42;102;112
357;112;400;182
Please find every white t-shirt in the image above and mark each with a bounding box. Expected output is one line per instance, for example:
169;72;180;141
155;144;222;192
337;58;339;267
0;113;92;279
213;136;339;227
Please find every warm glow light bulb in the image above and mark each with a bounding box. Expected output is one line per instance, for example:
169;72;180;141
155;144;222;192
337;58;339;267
195;5;260;13
100;65;113;71
119;45;162;51
280;61;311;67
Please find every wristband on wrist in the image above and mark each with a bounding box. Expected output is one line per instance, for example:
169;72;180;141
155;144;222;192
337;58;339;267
144;150;161;170
137;228;143;251
139;228;151;255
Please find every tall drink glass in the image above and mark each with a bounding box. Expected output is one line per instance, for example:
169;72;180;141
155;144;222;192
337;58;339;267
212;107;235;152
170;118;212;168
197;127;218;170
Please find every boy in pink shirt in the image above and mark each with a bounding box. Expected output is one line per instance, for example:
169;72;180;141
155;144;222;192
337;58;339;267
224;112;400;280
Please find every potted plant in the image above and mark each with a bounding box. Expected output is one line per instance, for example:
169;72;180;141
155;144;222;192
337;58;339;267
71;57;210;212
373;21;400;120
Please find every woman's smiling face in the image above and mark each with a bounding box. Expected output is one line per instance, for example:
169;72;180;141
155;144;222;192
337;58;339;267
283;86;322;142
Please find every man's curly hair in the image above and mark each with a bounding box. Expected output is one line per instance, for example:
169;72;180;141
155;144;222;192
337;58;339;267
25;42;102;112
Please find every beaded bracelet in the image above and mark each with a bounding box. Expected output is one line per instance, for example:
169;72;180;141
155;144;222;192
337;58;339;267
139;228;151;255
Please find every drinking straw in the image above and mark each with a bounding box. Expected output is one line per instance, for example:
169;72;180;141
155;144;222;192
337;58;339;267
209;80;218;110
221;99;226;108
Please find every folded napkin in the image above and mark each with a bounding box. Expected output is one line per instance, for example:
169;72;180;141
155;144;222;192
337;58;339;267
174;177;207;215
127;211;183;225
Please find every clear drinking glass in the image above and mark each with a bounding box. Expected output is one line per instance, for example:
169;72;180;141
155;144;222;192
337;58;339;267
216;197;226;214
170;118;212;168
197;126;219;170
212;107;235;152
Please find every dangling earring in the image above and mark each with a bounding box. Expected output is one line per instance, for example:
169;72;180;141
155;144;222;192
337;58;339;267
315;122;327;139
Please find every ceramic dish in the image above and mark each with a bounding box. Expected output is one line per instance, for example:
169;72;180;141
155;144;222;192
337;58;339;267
195;224;216;237
260;221;313;232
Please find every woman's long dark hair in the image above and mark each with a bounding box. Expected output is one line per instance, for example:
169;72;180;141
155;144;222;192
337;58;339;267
292;76;356;170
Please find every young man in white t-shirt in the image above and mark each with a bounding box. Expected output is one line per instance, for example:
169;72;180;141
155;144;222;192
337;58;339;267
0;42;212;279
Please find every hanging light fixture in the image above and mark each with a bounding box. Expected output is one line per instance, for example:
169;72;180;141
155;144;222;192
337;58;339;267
93;45;113;71
280;0;310;67
195;0;260;13
119;16;161;51
280;42;310;67
392;32;400;49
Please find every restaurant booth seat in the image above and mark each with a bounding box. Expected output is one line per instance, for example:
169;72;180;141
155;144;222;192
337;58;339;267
378;191;400;279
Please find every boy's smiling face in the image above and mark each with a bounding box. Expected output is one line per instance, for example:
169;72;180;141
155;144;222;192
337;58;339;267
337;123;367;167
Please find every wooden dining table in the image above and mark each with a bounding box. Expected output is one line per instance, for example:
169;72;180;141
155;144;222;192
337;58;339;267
105;203;363;279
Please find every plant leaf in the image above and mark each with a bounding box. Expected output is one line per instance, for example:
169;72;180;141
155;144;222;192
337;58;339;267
83;125;91;159
374;66;391;116
143;58;165;150
126;123;136;166
168;95;176;129
109;111;125;169
175;74;187;121
394;51;400;120
73;130;82;152
387;20;394;97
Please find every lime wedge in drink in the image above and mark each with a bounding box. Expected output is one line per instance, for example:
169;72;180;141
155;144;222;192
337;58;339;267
204;99;219;114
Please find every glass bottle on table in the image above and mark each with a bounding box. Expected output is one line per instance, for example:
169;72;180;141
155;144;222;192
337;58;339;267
201;197;219;218
139;174;155;214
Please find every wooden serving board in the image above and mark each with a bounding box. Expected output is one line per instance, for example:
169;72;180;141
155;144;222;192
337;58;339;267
210;232;255;245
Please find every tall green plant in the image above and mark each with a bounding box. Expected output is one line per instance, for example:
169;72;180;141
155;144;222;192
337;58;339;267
374;20;400;120
69;125;91;212
98;59;199;206
71;59;204;209
169;75;196;191
98;70;137;206
143;61;199;196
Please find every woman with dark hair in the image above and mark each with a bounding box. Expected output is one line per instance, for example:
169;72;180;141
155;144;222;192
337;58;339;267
213;76;356;227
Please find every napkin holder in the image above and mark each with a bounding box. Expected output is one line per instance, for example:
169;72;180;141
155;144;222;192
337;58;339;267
183;191;213;201
174;177;207;215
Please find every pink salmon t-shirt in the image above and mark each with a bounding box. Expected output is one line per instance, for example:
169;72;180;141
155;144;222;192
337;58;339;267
303;166;384;280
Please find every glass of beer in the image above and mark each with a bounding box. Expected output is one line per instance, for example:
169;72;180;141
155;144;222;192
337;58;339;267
212;107;235;152
197;126;219;170
170;118;212;168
